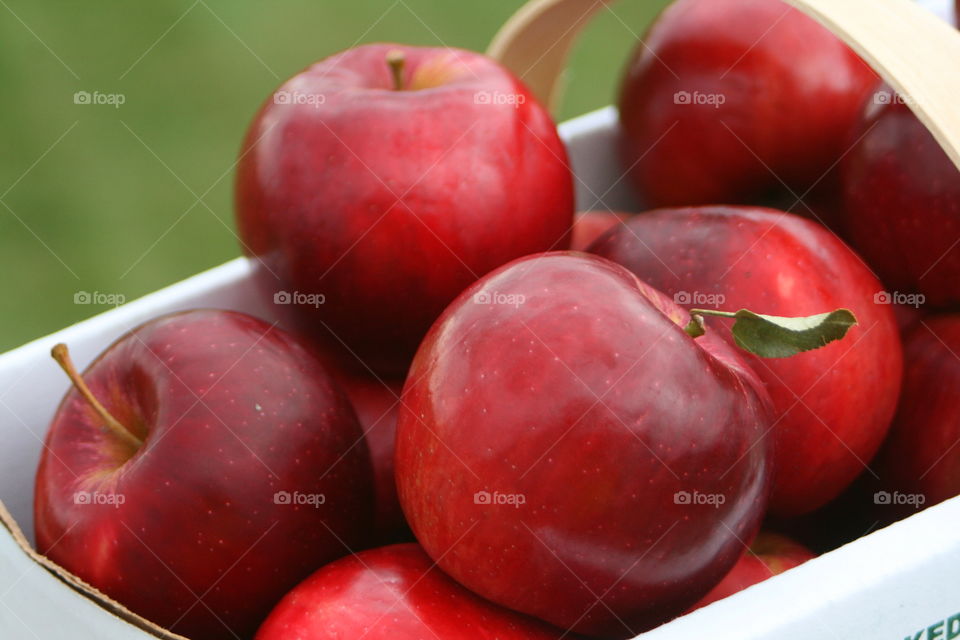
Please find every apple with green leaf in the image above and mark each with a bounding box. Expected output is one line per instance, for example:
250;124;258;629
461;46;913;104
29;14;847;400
396;251;856;637
590;206;903;517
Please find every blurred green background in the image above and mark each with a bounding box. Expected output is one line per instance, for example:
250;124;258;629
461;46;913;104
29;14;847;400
0;0;670;352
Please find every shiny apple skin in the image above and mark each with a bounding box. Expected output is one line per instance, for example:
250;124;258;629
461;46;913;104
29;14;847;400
619;0;877;207
688;532;815;611
876;315;960;510
34;310;374;640
841;87;960;309
570;211;632;251
395;253;774;638
235;44;574;375
255;544;566;640
589;206;903;516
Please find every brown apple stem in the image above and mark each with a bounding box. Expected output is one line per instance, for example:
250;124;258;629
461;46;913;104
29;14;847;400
386;50;406;91
51;343;143;449
684;308;737;337
689;309;737;319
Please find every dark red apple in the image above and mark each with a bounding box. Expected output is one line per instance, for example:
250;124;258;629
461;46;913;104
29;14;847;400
35;310;373;640
335;371;407;538
570;211;631;251
236;43;574;374
589;206;903;516
841;84;960;309
688;532;815;611
619;0;877;207
255;543;566;639
874;314;960;512
396;252;774;637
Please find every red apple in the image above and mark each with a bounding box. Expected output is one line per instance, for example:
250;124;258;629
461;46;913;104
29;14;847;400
570;211;631;251
688;532;815;611
396;252;774;637
236;44;574;374
893;303;925;337
335;371;407;538
255;543;566;639
305;342;408;538
874;314;960;512
589;206;903;516
619;0;877;207
841;84;960;309
34;310;373;640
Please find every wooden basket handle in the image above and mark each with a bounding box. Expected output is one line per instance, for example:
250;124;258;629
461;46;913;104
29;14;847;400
487;0;960;172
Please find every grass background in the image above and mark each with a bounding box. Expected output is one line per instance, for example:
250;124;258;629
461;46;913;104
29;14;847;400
0;0;670;352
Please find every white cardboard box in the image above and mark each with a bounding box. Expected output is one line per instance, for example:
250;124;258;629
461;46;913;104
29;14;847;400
2;3;959;633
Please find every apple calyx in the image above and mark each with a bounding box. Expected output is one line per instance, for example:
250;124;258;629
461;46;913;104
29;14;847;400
386;50;406;91
683;308;858;358
51;343;143;450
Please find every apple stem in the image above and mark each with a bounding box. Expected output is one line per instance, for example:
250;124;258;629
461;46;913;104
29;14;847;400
386;49;406;91
51;343;143;450
684;308;735;337
689;308;737;319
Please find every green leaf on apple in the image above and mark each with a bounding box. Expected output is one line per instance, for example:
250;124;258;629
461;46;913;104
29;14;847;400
684;308;858;358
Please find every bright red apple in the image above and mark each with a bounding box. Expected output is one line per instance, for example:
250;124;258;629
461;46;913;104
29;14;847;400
874;314;960;512
34;310;373;640
841;84;960;309
236;43;574;374
619;0;877;207
688;532;815;611
570;211;631;251
396;252;775;637
255;543;566;639
589;206;903;516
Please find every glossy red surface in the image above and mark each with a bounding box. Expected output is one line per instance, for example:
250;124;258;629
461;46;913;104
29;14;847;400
619;0;876;207
236;44;574;374
589;207;903;516
570;211;631;251
841;89;960;309
688;531;815;610
255;544;566;640
876;315;960;510
34;310;373;639
396;252;773;638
